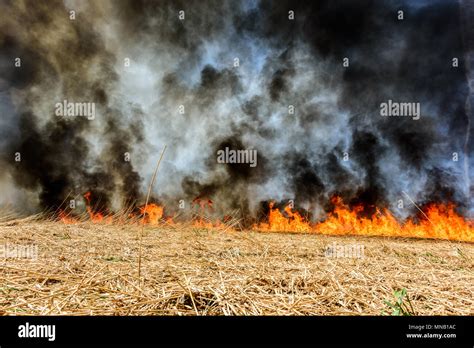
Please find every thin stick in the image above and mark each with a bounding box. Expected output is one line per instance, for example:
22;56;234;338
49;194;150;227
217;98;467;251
138;145;167;279
402;191;433;224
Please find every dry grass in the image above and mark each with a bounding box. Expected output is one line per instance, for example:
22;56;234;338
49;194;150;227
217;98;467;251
0;217;472;315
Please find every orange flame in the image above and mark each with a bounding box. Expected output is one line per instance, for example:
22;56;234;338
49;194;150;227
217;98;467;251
255;202;312;232
140;203;164;224
58;209;77;224
189;197;227;228
254;196;473;242
56;192;472;242
83;191;112;223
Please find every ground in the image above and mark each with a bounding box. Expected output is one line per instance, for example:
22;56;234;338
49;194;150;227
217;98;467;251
0;217;472;315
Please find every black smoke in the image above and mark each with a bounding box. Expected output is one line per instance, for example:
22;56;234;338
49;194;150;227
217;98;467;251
0;0;472;221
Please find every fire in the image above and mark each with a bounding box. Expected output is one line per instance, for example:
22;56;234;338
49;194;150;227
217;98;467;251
83;191;112;223
191;218;226;229
190;196;224;228
255;202;312;232
140;203;164;224
56;192;171;226
55;192;472;242
58;209;77;224
254;196;474;242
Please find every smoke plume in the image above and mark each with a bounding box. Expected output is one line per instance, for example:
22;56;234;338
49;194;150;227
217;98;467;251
0;0;472;222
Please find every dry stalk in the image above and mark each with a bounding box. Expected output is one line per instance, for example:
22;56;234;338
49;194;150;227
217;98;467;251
138;145;167;279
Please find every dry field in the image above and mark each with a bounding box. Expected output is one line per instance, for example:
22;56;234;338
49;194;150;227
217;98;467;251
0;216;473;315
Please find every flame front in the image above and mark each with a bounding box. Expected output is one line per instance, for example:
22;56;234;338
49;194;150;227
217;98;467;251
254;196;473;242
83;191;112;223
55;192;473;242
58;209;77;224
255;202;312;232
140;203;164;224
